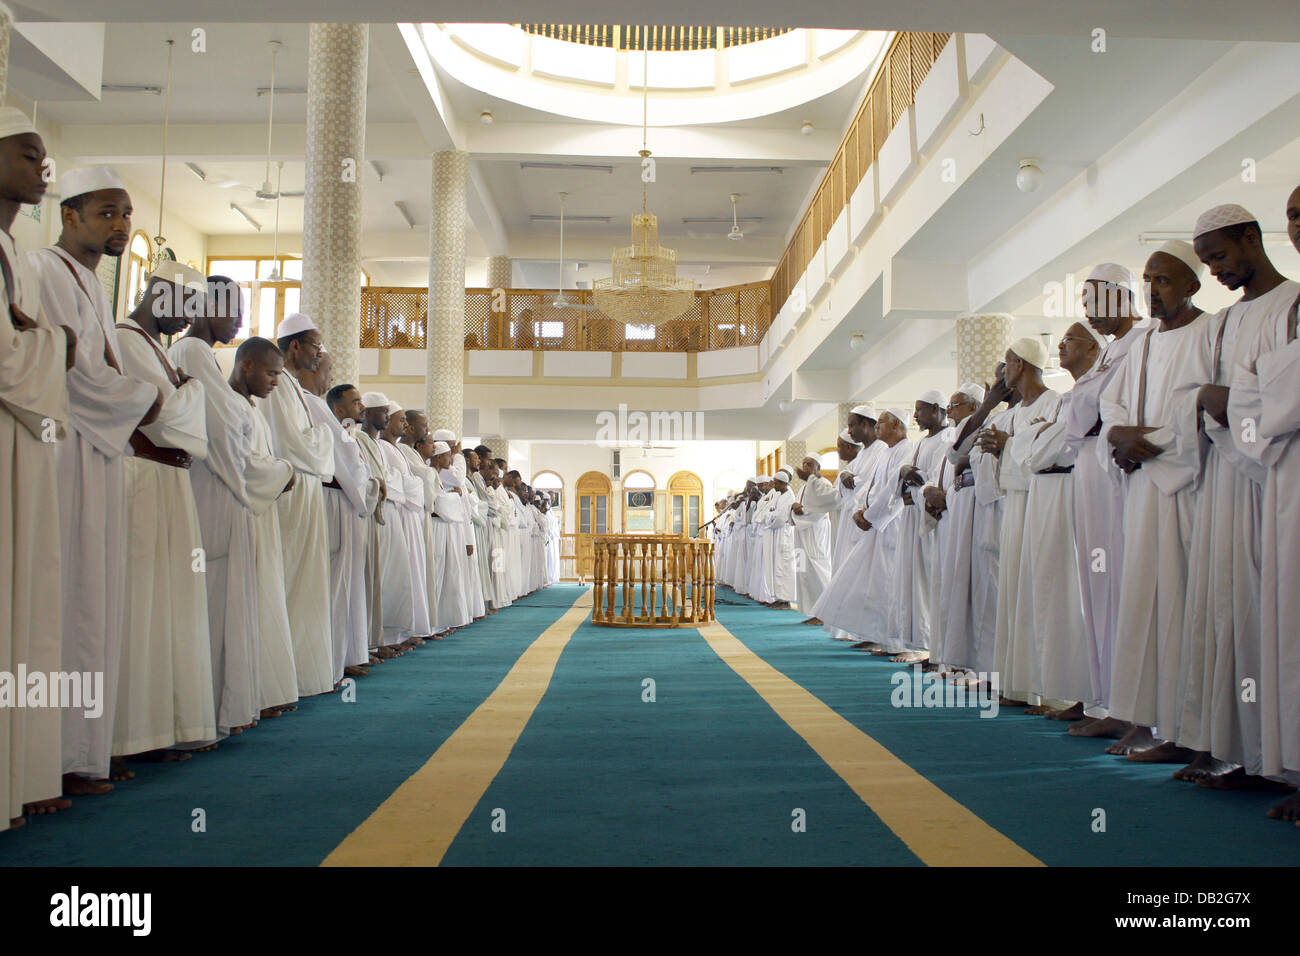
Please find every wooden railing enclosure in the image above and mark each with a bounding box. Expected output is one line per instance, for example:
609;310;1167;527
591;535;715;627
516;24;794;51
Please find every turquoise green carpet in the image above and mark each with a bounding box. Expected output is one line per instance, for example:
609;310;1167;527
2;582;1294;865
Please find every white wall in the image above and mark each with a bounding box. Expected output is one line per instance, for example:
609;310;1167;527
524;440;756;534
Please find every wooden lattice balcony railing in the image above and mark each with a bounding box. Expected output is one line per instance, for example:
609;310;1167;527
591;534;715;627
769;31;953;310
360;281;773;352
516;24;794;51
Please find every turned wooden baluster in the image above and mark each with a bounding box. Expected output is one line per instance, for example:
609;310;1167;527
593;540;604;622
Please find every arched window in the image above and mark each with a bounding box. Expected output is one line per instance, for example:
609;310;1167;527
125;231;152;315
818;446;840;483
622;470;656;532
532;470;564;530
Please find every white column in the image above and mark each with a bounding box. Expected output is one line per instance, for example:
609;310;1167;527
426;149;469;433
301;23;368;388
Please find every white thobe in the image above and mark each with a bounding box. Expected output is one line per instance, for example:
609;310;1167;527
892;427;955;652
307;395;380;677
1023;392;1091;705
763;488;797;603
431;471;472;629
170;337;295;727
1066;327;1141;714
355;430;412;646
0;230;69;819
992;389;1061;701
469;472;499;607
113;318;214;753
1100;317;1207;733
748;491;777;602
1228;281;1300;777
379;440;431;639
813;439;908;642
257;372;335;697
1177;281;1299;769
792;476;836;613
966;406;1015;673
443;467;485;617
31;246;157;778
930;424;978;670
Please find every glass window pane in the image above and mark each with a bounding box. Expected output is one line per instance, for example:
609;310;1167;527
283;258;303;280
625;324;654;340
540;321;563;338
256;287;278;339
672;496;683;534
596;497;607;534
580;498;591;534
688;498;700;537
209;259;257;282
283;286;300;317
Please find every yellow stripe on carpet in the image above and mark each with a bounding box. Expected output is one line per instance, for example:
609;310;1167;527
322;589;593;867
697;621;1043;867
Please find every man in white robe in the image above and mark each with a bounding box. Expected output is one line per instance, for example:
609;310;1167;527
357;394;414;651
890;391;955;663
31;165;162;794
480;462;512;609
748;478;777;603
112;258;215;758
921;384;983;676
819;411;910;649
1062;264;1144;739
467;448;500;610
1099;243;1211;768
434;429;485;616
304;359;381;681
791;457;836;624
980;338;1060;704
378;403;431;643
822;420;883;642
397;414;446;639
260;313;335;696
1022;324;1101;714
1175;204;1300;790
0;110;74;827
763;469;797;607
432;444;474;630
1225;184;1300;821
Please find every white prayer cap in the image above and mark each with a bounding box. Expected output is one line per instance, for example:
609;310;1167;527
432;441;451;455
1086;262;1135;293
1077;321;1107;347
917;388;946;408
360;391;390;408
0;107;36;140
386;401;402;415
837;428;863;447
1193;203;1257;239
775;468;792;481
58;165;126;202
849;403;877;421
147;260;207;294
1152;239;1204;280
1008;336;1049;370
884;407;911;427
956;382;985;404
431;428;456;441
276;312;317;338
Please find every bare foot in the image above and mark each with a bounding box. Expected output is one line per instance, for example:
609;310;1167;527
274;704;297;713
7;816;25;830
376;647;401;659
1266;790;1300;823
192;743;219;752
126;748;192;763
108;759;135;782
1197;767;1294;792
770;601;791;609
1173;752;1236;782
62;773;112;796
999;697;1028;707
344;665;370;677
1106;725;1157;756
890;651;928;663
920;660;942;672
869;647;895;656
260;708;283;719
850;641;879;650
23;797;71;815
1024;704;1052;715
801;617;823;626
1069;716;1130;738
1127;740;1198;764
1044;702;1084;721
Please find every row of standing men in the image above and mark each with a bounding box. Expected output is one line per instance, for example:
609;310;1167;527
714;191;1300;826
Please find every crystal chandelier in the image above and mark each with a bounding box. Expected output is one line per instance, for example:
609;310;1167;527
593;47;695;326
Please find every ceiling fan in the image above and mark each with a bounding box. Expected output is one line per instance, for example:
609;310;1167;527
727;193;744;241
550;192;599;312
